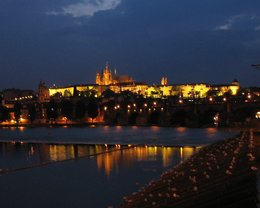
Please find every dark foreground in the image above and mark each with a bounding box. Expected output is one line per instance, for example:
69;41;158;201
119;131;258;208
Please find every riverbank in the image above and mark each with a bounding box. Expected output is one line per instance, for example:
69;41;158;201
118;131;258;208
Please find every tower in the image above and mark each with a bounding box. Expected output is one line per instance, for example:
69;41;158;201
161;77;168;86
96;72;101;85
103;63;112;85
38;81;50;103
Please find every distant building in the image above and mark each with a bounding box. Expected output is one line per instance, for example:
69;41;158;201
38;81;50;103
96;63;134;85
211;79;240;96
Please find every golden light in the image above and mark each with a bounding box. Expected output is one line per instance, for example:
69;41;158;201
178;99;183;104
144;103;147;107
133;103;136;107
153;101;157;106
176;127;187;133
223;97;227;102
256;111;260;119
127;105;131;108
209;97;213;102
104;106;107;111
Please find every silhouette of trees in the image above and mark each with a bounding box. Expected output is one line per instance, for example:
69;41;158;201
199;108;218;126
60;99;73;121
148;111;160;125
128;112;139;125
64;90;72;97
46;100;58;123
0;105;10;122
14;101;22;124
75;100;86;120
102;89;116;98
27;103;36;124
87;98;98;122
171;110;187;126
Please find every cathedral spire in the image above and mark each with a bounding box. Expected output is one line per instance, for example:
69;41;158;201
105;61;109;72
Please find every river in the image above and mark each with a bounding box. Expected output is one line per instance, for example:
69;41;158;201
0;126;237;208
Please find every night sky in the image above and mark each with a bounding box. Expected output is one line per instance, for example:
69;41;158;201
0;0;260;90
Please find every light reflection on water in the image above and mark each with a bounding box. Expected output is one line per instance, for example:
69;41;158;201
0;142;199;177
96;145;198;177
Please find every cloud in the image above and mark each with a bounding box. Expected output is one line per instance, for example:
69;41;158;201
214;23;232;31
214;15;243;31
255;25;260;31
214;14;260;31
47;0;121;18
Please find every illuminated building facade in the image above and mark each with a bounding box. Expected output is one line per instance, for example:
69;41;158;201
48;64;240;99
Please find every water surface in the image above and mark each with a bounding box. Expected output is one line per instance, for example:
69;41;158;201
0;127;237;208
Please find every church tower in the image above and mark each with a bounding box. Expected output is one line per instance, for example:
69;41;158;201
161;77;168;86
103;63;112;85
38;81;50;103
96;72;101;85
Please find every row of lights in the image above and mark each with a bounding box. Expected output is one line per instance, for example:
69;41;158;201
104;103;164;112
14;95;33;101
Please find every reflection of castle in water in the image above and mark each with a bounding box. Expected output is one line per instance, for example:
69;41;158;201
96;146;199;176
0;142;199;176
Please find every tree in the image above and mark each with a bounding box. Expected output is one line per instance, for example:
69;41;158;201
27;103;36;124
75;100;86;120
101;89;116;98
171;110;187;126
148;111;160;125
14;102;22;124
64;90;72;97
0;105;10;122
87;99;98;122
199;108;218;126
60;99;73;121
46;100;58;123
128;112;139;125
206;89;219;98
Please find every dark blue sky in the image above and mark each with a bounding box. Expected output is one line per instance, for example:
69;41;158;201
0;0;260;90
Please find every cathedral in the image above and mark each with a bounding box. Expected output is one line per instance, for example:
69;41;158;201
95;63;134;85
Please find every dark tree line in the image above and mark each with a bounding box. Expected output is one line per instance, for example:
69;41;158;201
45;98;99;123
0;105;10;122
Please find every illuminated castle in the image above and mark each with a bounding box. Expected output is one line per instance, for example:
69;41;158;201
49;63;240;99
95;63;134;85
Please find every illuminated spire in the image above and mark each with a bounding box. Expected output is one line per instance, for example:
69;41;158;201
105;61;109;72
